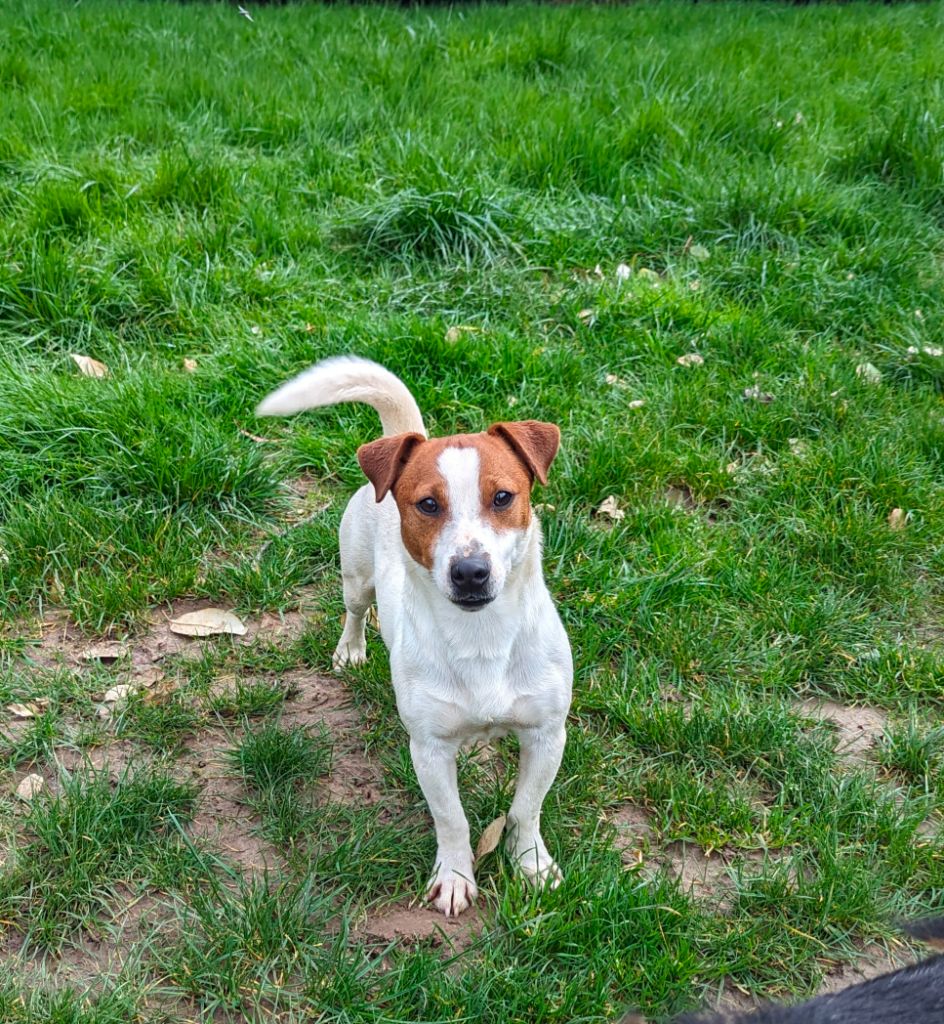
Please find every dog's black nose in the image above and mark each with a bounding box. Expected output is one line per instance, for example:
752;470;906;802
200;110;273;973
450;556;491;595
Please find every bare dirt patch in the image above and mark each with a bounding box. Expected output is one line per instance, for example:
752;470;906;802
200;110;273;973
16;600;313;676
797;699;888;761
608;804;794;910
357;902;485;951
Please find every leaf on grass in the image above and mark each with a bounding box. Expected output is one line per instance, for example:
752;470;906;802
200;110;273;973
596;496;625;522
183;358;198;372
238;428;277;444
103;684;137;704
7;700;49;719
888;508;907;531
605;373;627;387
676;352;704;367
577;308;595;326
788;438;810;458
637;268;661;285
15;774;44;802
70;354;108;378
855;362;882;384
689;244;710;261
475;815;506;861
627;399;646;410
445;325;478;344
743;385;774;404
615;263;632;281
169;609;247;638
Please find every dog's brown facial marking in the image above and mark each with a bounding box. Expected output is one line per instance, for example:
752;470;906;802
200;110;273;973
475;432;535;533
358;423;560;597
391;437;454;570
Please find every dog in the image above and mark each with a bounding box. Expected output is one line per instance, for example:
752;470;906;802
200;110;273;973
257;356;572;916
622;918;944;1023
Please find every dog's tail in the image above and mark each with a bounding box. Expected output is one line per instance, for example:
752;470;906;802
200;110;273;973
256;356;427;438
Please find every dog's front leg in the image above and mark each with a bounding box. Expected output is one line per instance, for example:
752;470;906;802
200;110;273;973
410;736;477;917
507;722;566;888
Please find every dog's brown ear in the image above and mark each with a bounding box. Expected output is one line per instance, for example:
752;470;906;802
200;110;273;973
357;433;425;502
487;421;560;486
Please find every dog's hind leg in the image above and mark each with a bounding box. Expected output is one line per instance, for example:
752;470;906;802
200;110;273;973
333;495;375;671
333;571;374;670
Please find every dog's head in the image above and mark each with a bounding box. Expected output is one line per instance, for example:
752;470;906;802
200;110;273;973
357;421;560;611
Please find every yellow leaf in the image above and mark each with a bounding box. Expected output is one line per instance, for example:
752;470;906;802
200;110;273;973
475;815;506;861
70;354;108;378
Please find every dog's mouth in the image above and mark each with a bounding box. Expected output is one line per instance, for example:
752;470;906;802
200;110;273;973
450;595;495;612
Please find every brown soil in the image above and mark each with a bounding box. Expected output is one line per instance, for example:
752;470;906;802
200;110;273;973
797;699;888;761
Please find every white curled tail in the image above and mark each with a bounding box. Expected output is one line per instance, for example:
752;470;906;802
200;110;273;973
256;356;426;438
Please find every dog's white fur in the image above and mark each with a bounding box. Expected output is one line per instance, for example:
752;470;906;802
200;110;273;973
258;357;572;916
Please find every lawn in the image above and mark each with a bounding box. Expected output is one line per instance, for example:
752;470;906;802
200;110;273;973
1;0;943;1021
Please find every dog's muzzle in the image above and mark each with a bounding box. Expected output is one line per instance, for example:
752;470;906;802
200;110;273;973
449;555;494;610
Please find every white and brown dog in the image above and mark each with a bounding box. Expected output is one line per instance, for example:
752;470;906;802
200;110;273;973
258;357;572;916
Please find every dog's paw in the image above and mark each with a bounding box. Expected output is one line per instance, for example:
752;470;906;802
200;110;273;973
508;833;562;890
426;859;477;917
517;855;563;890
332;640;367;672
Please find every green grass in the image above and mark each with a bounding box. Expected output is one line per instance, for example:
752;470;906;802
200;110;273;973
1;0;944;1021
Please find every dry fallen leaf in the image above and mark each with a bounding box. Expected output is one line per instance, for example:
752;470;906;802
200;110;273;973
103;684;137;704
788;437;810;458
627;399;646;410
7;700;49;719
596;496;625;522
676;352;704;368
169;609;247;638
183;358;198;373
888;508;907;531
533;502;556;513
133;667;164;688
238;428;277;444
855;362;882;384
605;373;627;387
80;643;128;663
577;308;595;326
15;774;44;802
615;263;632;282
689;243;710;261
475;815;507;861
445;325;478;344
70;354;109;378
743;385;774;404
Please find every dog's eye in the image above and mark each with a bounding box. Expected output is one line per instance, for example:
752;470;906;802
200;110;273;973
493;491;514;509
417;497;440;516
